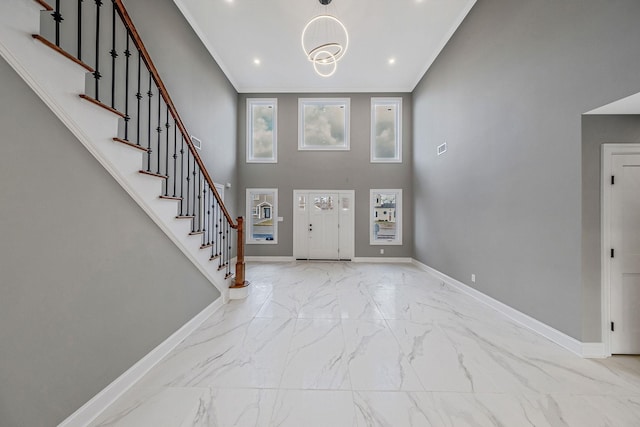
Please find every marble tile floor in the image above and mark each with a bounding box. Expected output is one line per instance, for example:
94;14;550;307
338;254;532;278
90;262;640;426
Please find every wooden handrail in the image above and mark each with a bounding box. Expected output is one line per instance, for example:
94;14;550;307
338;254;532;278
113;0;235;228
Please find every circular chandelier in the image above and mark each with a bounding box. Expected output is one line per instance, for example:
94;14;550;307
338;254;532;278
301;0;349;77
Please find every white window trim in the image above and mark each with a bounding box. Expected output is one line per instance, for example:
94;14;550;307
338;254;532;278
371;97;402;163
298;98;350;151
246;188;278;244
246;98;277;163
370;189;403;245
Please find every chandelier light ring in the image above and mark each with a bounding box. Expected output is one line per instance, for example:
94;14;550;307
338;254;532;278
307;43;343;63
312;49;338;77
301;14;349;64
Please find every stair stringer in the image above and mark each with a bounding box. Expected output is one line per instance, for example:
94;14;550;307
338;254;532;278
0;0;232;302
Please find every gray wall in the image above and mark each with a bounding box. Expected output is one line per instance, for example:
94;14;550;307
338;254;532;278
581;115;640;341
123;0;238;217
412;0;640;340
0;57;219;426
237;93;413;258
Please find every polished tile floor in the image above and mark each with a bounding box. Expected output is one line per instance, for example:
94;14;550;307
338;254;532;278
91;262;640;426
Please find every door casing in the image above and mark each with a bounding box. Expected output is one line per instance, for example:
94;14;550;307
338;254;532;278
601;143;640;356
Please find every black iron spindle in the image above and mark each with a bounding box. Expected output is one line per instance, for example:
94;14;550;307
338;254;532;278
53;0;63;47
211;201;218;258
185;150;191;216
110;2;117;109
179;135;184;215
77;0;82;60
218;213;223;266
123;34;131;140
172;122;178;197
192;156;197;225
208;189;213;246
201;181;207;245
146;74;152;171
197;170;202;232
94;0;102;101
164;110;170;196
135;50;141;145
156;96;162;175
225;222;231;277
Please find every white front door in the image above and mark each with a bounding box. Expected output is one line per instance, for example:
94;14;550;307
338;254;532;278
610;153;640;354
293;190;354;260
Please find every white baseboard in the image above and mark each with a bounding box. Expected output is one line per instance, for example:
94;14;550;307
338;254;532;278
58;298;224;427
245;256;295;262
411;259;605;359
352;257;413;263
582;342;607;358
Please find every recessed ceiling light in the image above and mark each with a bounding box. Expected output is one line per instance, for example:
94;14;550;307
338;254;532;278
253;58;261;65
388;58;396;65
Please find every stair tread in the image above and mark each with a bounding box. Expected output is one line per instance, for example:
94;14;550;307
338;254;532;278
159;195;182;201
80;94;126;118
32;34;94;72
139;170;168;179
113;137;149;153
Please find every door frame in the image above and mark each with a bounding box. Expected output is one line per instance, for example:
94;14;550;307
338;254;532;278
601;143;640;356
293;189;355;261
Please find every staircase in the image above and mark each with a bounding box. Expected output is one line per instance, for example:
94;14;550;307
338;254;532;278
0;0;249;300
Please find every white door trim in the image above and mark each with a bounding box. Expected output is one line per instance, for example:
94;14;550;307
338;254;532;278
601;143;640;357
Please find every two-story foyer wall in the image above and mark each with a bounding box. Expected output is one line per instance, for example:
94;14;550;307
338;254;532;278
237;93;413;258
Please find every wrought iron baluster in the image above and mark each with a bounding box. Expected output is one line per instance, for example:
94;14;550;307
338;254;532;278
135;50;141;145
211;201;219;258
164;110;170;196
191;156;197;231
201;181;207;246
179;135;185;215
146;74;152;171
123;33;131;140
173;122;178;197
185;150;191;216
218;212;223;266
94;0;102;101
110;2;117;109
53;0;63;47
197;170;202;232
226;223;230;274
208;188;213;247
77;0;83;60
156;95;162;175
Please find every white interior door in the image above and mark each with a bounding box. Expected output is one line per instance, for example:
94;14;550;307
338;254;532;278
293;190;354;260
610;153;640;354
309;193;339;259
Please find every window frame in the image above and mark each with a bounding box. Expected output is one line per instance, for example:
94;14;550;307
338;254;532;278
370;97;402;163
298;98;350;151
246;98;277;163
370;189;403;245
246;188;278;244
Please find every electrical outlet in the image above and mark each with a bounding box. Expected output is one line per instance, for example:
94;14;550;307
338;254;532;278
380;249;384;254
471;274;476;283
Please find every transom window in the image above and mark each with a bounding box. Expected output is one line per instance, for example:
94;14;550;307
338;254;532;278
371;97;402;163
298;98;350;151
246;98;277;163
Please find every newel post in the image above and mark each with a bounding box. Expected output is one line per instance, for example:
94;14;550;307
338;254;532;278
232;216;249;288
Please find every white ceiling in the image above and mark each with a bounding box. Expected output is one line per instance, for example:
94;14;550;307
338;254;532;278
173;0;477;93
